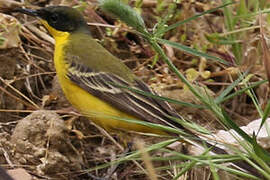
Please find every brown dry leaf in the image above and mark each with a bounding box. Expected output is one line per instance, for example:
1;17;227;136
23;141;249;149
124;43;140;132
41;94;57;107
260;12;270;88
0;13;21;49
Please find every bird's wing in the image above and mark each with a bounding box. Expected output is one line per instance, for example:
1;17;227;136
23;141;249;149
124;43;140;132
67;60;183;130
66;61;263;176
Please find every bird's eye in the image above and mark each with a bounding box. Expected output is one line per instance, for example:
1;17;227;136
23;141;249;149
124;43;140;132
50;14;58;23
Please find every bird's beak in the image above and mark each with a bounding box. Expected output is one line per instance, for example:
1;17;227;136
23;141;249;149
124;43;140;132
14;8;39;17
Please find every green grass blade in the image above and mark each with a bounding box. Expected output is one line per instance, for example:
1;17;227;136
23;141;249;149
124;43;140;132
252;134;270;162
209;159;220;180
172;144;214;180
161;148;259;179
157;2;234;36
172;160;197;180
235;8;270;18
206;33;242;45
100;115;189;136
222;109;270;164
222;0;242;63
258;99;270;133
214;71;248;104
169;116;211;134
84;138;178;172
217;80;267;104
157;38;229;65
222;108;253;143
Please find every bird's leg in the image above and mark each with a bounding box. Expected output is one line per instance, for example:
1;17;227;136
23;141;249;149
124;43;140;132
104;146;132;179
57;109;86;140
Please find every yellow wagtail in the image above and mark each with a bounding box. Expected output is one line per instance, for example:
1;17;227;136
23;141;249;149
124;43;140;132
17;6;185;136
15;6;259;176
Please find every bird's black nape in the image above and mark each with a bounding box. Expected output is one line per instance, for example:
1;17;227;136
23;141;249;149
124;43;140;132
16;6;89;33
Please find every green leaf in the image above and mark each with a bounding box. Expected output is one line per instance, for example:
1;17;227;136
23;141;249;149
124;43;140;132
99;0;147;34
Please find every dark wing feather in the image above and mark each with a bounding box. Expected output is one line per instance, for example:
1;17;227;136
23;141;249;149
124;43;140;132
67;61;184;130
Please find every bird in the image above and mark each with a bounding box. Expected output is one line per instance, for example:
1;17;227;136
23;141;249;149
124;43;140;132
15;6;260;176
16;6;186;136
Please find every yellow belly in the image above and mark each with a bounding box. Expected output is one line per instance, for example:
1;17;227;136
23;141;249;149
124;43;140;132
53;34;164;135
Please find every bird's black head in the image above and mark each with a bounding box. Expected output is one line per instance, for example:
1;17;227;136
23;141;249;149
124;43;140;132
17;6;88;32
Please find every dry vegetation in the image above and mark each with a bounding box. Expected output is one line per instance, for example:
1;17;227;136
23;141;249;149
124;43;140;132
0;0;270;179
